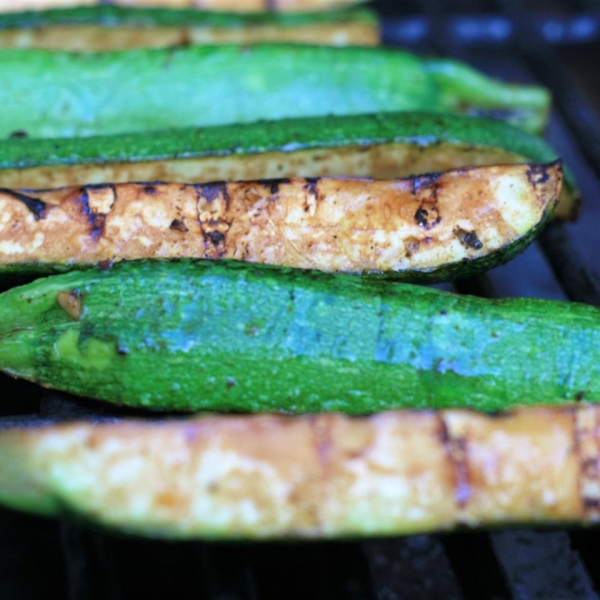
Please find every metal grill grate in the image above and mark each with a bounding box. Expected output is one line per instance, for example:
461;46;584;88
1;1;600;598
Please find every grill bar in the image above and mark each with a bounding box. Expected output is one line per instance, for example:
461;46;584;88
491;530;599;600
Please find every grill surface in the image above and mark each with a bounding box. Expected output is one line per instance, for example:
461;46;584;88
1;1;600;598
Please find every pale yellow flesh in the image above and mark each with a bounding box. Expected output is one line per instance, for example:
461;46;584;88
0;163;561;272
0;405;593;539
0;0;363;13
0;22;379;51
3;143;574;220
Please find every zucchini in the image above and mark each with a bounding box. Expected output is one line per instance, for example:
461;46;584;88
0;162;562;276
1;112;578;220
0;405;595;539
0;7;379;50
0;257;598;413
0;44;550;138
0;0;366;13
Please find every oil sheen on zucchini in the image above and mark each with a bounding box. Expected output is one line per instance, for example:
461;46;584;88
0;6;379;50
0;112;578;219
0;44;550;138
0;405;596;539
0;258;598;413
0;162;562;278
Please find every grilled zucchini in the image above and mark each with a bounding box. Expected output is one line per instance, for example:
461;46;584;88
1;112;578;219
1;253;598;414
0;0;366;13
0;405;596;539
0;44;550;138
0;162;562;276
0;6;379;50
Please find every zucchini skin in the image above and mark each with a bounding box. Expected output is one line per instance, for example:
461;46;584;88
0;259;598;413
0;405;594;539
0;163;562;278
0;44;549;139
0;112;579;220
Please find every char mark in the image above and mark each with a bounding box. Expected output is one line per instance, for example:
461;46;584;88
196;182;230;205
0;188;46;220
79;187;108;240
304;177;319;199
527;164;550;186
170;219;189;233
454;227;483;250
438;415;471;509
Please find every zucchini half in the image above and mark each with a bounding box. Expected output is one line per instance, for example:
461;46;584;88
0;6;379;50
0;0;367;13
0;405;597;539
2;253;597;415
0;112;579;219
0;44;550;138
0;162;562;278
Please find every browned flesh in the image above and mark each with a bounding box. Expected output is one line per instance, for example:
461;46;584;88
0;163;562;272
0;22;379;51
0;404;596;538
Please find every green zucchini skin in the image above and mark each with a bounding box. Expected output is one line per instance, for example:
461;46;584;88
0;260;598;413
0;6;377;29
0;112;578;219
0;44;549;139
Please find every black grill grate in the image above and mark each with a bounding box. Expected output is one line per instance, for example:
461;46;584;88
1;1;600;598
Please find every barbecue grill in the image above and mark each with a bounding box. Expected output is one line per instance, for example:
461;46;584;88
1;0;600;598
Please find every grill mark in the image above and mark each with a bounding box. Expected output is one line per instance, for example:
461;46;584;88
0;188;47;221
575;406;600;517
79;186;113;240
438;414;471;512
412;173;441;230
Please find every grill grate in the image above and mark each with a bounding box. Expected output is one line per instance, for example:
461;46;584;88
1;1;600;598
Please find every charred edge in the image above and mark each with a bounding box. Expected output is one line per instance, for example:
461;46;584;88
197;182;230;207
527;164;550;186
170;219;189;233
304;178;320;200
454;227;483;250
412;172;441;194
269;181;280;196
438;415;471;509
144;185;159;196
79;186;112;240
0;188;46;221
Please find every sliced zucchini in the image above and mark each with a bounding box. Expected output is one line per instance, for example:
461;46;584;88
0;162;562;277
0;113;578;219
0;44;550;138
0;405;594;538
0;6;379;50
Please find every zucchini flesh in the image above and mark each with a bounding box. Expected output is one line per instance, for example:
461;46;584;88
0;7;379;50
0;257;598;413
0;44;550;138
1;113;578;220
0;405;595;539
0;163;562;277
